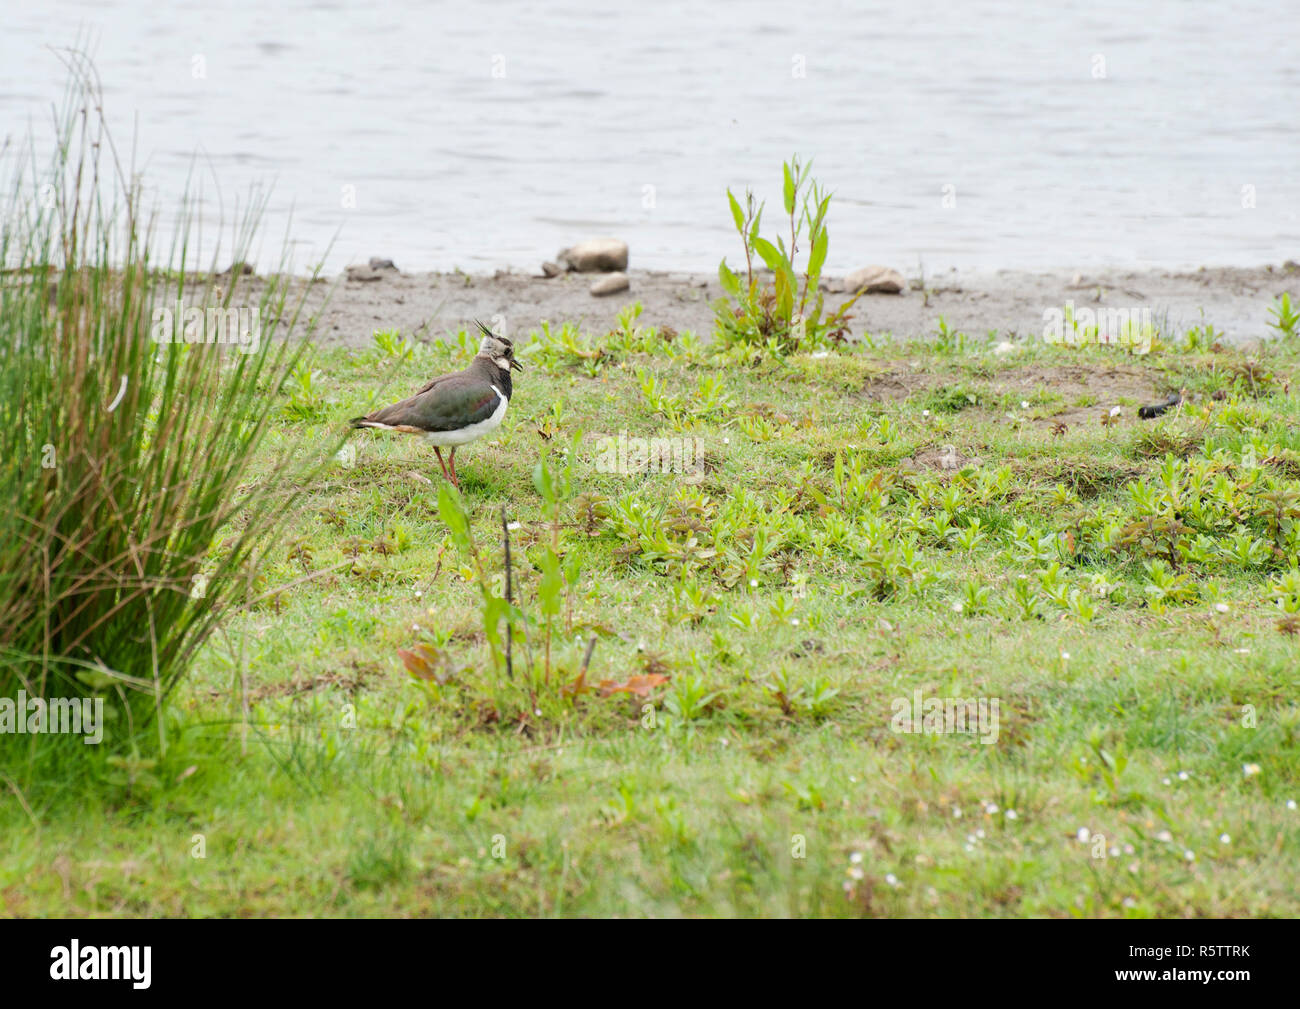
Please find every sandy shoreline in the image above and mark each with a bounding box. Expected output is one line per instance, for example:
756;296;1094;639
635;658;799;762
290;263;1298;348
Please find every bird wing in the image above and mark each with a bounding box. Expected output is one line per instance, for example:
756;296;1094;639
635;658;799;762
412;372;452;396
365;372;502;432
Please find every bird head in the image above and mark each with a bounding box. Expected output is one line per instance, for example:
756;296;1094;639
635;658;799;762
475;320;522;372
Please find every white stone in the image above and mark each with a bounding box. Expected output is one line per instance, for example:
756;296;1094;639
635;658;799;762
844;265;905;295
559;238;629;273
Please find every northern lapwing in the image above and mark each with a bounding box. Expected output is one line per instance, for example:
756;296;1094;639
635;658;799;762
350;321;521;488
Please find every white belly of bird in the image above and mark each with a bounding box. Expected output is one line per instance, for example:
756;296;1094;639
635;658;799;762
423;386;508;447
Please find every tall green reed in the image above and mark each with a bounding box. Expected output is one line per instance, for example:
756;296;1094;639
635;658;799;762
0;54;324;754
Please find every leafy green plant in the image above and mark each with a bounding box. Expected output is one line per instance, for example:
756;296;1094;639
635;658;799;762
1072;728;1142;807
1004;577;1044;621
636;367;682;422
431;324;477;361
954;518;987;552
958;579;991;615
604;301;671;355
714;156;860;355
1268;292;1299;340
765;666;840;718
522;320;605;375
282;364;327;420
663;673;722;722
1067;590;1099;623
932;316;967;355
373;328;415;361
1183;321;1223;351
1141;559;1198;612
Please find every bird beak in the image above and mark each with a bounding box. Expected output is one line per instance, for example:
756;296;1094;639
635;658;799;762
510;358;523;372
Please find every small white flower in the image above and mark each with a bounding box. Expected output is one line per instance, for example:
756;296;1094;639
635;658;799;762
966;834;978;845
1219;833;1231;844
1177;770;1190;781
749;578;758;588
1060;651;1070;661
1109;405;1122;417
1234;648;1251;655
534;708;542;716
414;590;422;599
507;521;522;531
952;602;964;613
1243;763;1261;777
1214;603;1230;614
849;851;864;865
964;843;975;853
976;828;986;839
1122;897;1137;909
1077;827;1091;843
1109;845;1120;857
1123;844;1134;855
1128;862;1140;874
411;624;420;632
1020;400;1030;410
952;806;963;818
1183;849;1195;862
847;866;864;881
791;618;800;625
1287;799;1297;810
1005;809;1018;820
922;409;931;418
1156;830;1173;842
723;437;730;445
885;873;900;888
1162;777;1171;785
984;803;998;815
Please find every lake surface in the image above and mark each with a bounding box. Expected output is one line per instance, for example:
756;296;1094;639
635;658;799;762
3;0;1297;275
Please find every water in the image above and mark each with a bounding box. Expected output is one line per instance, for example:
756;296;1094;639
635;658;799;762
3;0;1297;275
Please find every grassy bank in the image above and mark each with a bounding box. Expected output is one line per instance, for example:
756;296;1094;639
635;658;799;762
4;307;1299;917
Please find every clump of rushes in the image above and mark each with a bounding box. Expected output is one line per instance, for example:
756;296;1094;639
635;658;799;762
0;54;324;753
715;155;861;356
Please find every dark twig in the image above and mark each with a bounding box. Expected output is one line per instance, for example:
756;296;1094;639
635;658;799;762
501;507;513;681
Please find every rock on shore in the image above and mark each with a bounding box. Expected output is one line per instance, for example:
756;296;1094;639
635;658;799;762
558;238;629;273
589;271;630;296
346;257;400;282
844;265;905;294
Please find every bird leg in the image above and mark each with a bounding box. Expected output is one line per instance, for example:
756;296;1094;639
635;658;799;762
433;447;452;483
448;448;461;489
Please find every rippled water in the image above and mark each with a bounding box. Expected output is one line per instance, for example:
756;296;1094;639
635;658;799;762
3;0;1297;274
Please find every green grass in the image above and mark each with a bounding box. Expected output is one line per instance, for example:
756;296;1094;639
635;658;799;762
4;316;1300;918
